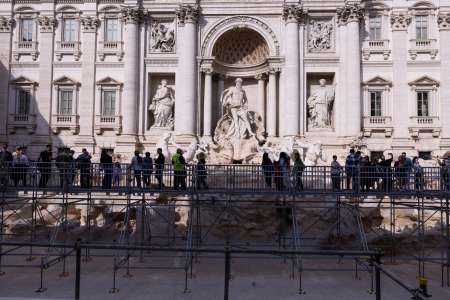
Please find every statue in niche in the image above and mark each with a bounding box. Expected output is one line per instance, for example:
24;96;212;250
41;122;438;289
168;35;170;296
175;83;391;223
213;78;265;162
307;79;335;129
308;20;333;51
150;22;175;53
149;79;175;128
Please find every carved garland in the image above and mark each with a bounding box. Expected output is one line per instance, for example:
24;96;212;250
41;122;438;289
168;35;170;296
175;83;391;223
0;16;15;33
38;15;56;33
390;13;411;30
201;16;280;57
80;16;100;32
438;13;450;30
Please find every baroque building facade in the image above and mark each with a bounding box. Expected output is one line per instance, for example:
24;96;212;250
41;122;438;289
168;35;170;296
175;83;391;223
0;0;450;161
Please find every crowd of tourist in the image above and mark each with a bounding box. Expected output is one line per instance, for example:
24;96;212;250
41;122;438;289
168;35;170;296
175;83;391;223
1;142;450;192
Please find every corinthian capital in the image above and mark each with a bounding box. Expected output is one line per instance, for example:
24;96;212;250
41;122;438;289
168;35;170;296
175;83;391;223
282;4;304;24
37;16;56;33
0;16;15;33
438;13;450;31
176;4;199;26
80;16;100;32
390;13;411;31
336;3;364;25
120;6;142;24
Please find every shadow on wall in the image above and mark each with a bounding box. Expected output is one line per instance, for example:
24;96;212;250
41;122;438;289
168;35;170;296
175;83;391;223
2;61;64;162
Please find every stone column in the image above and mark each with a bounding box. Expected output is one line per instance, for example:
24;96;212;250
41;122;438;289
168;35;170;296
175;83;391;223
202;69;212;137
175;4;199;137
338;4;364;137
267;69;277;137
335;13;347;137
76;16;99;149
120;7;141;140
255;73;266;124
438;14;450;146
391;13;412;141
280;4;302;136
37;16;56;139
0;17;14;140
216;74;225;125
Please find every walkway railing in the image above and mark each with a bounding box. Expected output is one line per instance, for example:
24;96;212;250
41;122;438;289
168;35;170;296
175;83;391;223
0;162;449;195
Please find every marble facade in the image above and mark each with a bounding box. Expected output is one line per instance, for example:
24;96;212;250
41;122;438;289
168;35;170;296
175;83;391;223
1;0;450;162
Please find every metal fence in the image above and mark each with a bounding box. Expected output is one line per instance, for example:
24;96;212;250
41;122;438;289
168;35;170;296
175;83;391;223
1;162;449;194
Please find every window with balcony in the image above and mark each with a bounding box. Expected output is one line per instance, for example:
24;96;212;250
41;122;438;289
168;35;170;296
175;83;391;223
16;89;31;115
59;90;73;115
362;76;393;137
417;91;429;117
105;19;119;42
20;19;33;42
415;15;428;40
13;10;39;61
102;90;116;116
370;91;382;117
408;76;440;138
98;12;123;61
8;76;38;134
95;77;122;135
63;18;77;42
369;15;382;40
51;76;80;134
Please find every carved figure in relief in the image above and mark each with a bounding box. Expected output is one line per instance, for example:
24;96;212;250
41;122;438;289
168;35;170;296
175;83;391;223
149;79;175;128
151;22;175;52
308;20;333;51
307;79;335;129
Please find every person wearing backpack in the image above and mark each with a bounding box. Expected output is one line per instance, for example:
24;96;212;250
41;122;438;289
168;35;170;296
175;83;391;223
131;151;143;189
172;148;186;190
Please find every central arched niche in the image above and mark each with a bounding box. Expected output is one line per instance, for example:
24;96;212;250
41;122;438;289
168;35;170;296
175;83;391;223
212;28;269;66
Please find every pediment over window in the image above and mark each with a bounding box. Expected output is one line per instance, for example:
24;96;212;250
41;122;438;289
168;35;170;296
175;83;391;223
363;76;392;86
10;76;38;86
408;76;440;87
53;76;80;86
96;76;122;86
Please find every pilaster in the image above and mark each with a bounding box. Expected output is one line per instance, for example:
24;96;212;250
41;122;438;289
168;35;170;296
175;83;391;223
438;13;450;146
76;16;100;147
280;3;303;136
0;16;13;140
174;4;199;137
391;12;412;142
36;15;56;138
119;6;141;144
336;3;364;138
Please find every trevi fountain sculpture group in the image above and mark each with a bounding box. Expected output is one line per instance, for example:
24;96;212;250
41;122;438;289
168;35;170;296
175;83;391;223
148;77;333;165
